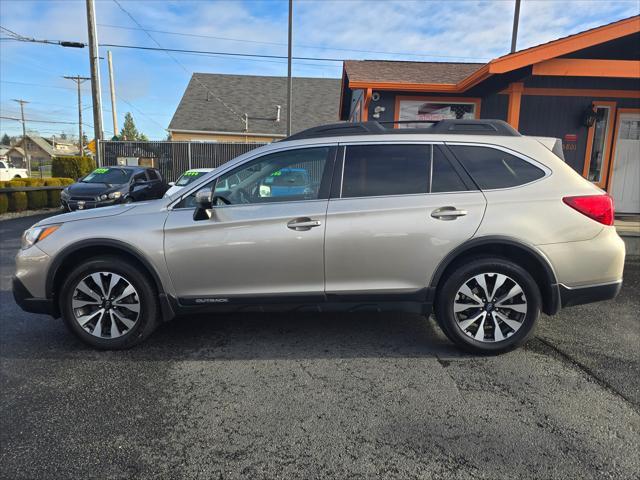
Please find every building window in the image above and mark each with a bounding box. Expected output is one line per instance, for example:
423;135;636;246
351;97;362;123
396;97;480;129
583;101;616;188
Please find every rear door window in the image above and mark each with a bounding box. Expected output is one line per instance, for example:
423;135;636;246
341;145;430;198
431;147;467;193
448;145;545;189
340;144;468;198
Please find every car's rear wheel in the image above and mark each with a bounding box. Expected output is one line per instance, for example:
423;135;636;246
60;256;159;349
435;256;541;354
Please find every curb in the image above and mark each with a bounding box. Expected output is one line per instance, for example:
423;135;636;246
0;208;63;222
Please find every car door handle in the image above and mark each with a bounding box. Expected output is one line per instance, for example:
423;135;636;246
287;218;322;231
431;206;468;220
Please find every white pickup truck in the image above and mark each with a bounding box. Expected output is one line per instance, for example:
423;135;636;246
0;161;29;181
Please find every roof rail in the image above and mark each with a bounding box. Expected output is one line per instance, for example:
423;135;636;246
283;119;520;141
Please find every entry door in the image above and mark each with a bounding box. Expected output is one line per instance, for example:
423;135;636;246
610;111;640;214
324;144;486;296
164;146;334;301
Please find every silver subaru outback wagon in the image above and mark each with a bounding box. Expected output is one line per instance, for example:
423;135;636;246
13;120;625;353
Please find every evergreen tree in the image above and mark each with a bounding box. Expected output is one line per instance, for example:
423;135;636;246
119;112;148;141
1;133;10;145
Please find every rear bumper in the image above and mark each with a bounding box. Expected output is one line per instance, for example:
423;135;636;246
12;276;55;316
559;280;622;308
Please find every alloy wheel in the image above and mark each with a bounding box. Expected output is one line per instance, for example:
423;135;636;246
71;272;141;339
453;272;527;343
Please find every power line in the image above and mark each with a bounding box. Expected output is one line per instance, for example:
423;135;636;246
2;34;421;65
63;75;90;154
1;80;159;119
1;79;79;91
0;29;370;63
97;23;491;61
112;0;245;124
0;115;83;125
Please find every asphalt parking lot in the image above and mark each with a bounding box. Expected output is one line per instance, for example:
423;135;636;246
1;214;638;480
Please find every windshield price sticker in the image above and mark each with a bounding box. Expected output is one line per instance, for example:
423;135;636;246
184;171;200;176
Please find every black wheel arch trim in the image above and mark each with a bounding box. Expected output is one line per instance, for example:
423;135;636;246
428;235;561;315
45;238;175;321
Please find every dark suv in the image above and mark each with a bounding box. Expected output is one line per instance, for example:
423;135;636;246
60;166;166;211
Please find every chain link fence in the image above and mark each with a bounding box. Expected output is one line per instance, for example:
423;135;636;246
99;141;267;182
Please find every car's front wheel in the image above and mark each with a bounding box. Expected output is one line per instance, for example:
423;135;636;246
435;256;541;354
60;256;159;349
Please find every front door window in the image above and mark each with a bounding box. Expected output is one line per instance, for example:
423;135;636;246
214;147;331;205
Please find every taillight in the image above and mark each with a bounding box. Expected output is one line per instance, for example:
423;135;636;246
562;194;614;226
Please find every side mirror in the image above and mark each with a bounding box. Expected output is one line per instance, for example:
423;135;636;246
193;187;212;221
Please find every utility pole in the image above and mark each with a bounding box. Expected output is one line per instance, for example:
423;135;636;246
286;0;293;136
12;99;31;175
86;0;104;166
510;0;521;53
107;51;118;137
63;76;90;157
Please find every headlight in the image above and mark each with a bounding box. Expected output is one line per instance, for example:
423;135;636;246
108;191;122;199
21;224;61;250
97;194;108;201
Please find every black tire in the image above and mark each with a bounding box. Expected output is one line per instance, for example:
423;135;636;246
59;256;159;350
435;256;541;354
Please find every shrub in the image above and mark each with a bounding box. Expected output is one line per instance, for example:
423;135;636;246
21;178;42;186
44;178;63;208
51;156;95;179
9;192;28;212
1;177;75;212
0;194;8;214
25;180;47;210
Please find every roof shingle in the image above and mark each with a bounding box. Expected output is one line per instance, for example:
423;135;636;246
343;60;484;85
169;73;341;136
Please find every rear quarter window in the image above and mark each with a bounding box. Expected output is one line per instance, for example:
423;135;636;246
449;145;545;189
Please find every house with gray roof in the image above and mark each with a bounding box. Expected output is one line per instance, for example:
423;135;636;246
5;134;80;170
168;73;341;142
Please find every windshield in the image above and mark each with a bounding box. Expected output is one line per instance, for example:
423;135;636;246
263;169;309;187
175;170;208;187
82;167;134;185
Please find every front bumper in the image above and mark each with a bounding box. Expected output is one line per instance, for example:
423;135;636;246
62;198;118;211
559;280;622;308
12;276;56;316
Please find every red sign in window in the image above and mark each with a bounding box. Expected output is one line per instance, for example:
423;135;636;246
564;134;578;142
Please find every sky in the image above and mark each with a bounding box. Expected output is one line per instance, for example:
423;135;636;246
0;0;638;141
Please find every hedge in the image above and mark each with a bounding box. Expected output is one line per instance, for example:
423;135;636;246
25;180;48;210
0;177;75;213
43;178;61;208
51;156;95;180
0;194;7;214
9;192;28;212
